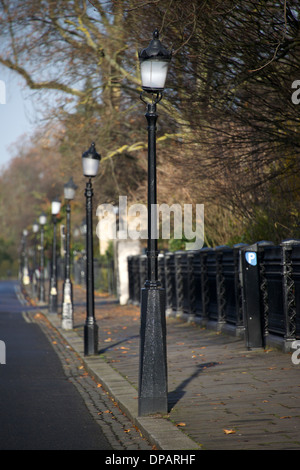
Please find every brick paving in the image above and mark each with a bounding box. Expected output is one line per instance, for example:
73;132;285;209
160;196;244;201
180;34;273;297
30;282;300;450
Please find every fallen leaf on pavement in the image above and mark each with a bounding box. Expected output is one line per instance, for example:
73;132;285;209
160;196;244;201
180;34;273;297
223;429;236;435
176;422;186;427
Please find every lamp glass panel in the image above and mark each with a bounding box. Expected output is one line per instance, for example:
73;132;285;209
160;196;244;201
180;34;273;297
82;157;99;177
140;60;169;91
39;214;47;225
64;186;76;200
51;200;61;215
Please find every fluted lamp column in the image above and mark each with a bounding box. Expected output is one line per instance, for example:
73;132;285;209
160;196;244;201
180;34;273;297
62;177;77;330
32;221;39;298
49;197;61;314
82;142;101;356
138;29;171;416
38;212;47;303
22;229;30;286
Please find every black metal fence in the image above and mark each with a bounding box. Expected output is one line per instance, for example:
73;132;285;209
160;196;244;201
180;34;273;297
127;239;300;351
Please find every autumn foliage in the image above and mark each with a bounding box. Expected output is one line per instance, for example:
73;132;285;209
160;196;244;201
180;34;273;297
0;0;299;269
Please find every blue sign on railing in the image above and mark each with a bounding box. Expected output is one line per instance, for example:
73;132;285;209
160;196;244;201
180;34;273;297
245;251;257;266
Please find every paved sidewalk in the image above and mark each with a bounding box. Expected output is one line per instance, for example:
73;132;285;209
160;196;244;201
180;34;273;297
27;283;300;450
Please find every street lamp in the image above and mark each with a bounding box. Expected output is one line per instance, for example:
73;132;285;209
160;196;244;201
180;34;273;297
32;221;39;298
62;177;77;330
139;29;171;94
49;197;61;314
82;142;101;355
138;29;171;416
38;212;47;303
22;229;30;286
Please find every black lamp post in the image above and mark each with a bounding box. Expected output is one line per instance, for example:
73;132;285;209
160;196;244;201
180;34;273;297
82;142;101;356
49;197;61;314
38;212;47;303
32;221;39;298
22;229;30;286
80;218;87;288
62;177;77;330
138;29;171;416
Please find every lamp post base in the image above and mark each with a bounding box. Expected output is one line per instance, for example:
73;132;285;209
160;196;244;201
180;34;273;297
49;296;57;314
62;279;74;330
38;284;46;304
84;321;98;356
138;286;168;416
49;279;58;314
39;285;45;304
32;274;37;299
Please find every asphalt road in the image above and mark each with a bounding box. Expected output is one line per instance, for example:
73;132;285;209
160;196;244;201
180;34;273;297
0;280;112;450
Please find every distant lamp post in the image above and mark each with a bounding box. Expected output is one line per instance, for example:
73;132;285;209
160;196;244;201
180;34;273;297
62;177;77;330
22;229;30;286
38;212;47;303
49;197;61;314
138;29;171;416
82;142;101;355
32;221;39;298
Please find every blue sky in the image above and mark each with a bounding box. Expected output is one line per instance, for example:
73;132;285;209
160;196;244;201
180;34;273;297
0;65;37;171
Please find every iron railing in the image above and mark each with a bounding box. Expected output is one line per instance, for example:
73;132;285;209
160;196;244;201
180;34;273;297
127;240;300;350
